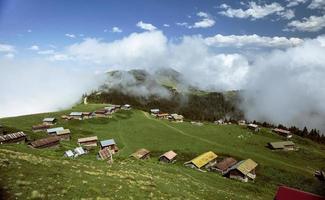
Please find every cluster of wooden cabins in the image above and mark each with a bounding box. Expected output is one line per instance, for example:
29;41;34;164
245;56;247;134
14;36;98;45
150;109;184;122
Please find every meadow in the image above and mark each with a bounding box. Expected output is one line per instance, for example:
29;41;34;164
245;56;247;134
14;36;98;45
0;104;324;199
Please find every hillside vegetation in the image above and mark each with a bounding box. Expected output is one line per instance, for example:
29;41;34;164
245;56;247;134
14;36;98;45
0;104;324;199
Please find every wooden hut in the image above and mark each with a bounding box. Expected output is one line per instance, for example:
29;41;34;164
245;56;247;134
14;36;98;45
131;148;150;159
0;132;27;144
100;139;118;152
169;113;184;123
32;124;51;132
272;128;292;139
56;129;71;141
268;141;295;151
69;112;84;120
159;150;177;163
247;124;259;132
47;127;64;135
211;157;237;174
226;159;258;182
77;136;98;149
42;118;57;125
30;136;60;148
184;151;218;170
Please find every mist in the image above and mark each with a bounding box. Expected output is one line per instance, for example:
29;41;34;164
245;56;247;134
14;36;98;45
0;59;104;118
2;30;325;133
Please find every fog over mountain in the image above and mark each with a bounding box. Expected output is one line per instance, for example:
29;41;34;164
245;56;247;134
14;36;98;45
1;30;325;133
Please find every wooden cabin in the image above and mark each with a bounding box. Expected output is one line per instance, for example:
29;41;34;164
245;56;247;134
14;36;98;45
211;157;237;174
159;150;177;163
94;109;109;118
184;151;218;170
61;115;73;120
122;104;131;110
47;127;64;135
42;118;57;125
32;124;51;132
247;123;259;132
169;113;184;123
0;132;27;144
56;129;71;141
30;136;60;148
77;136;98;149
82;112;93;119
69;112;84;120
131;148;150;159
156;113;169;119
238;120;246;126
100;139;118;153
268;141;295;151
98;148;113;161
226;159;258;182
150;109;160;116
274;186;324;200
272;128;293;139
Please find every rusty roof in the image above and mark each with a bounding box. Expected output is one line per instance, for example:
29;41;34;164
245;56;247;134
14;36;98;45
131;148;150;159
77;136;98;143
160;150;177;160
215;157;237;171
30;136;60;148
98;148;112;160
32;124;51;130
0;132;26;142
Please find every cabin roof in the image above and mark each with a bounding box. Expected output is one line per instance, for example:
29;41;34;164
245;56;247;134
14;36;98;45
269;141;295;149
189;151;218;168
77;136;98;143
0;131;26;142
74;147;85;155
46;127;64;134
43;118;56;122
273;128;291;135
30;136;60;148
56;129;71;136
65;150;74;157
98;148;112;160
247;123;258;128
100;139;116;147
230;158;257;175
275;186;324;200
131;148;150;159
70;112;83;116
215;157;237;171
160;150;177;160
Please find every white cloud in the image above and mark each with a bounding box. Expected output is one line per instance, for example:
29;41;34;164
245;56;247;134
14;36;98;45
176;22;189;27
65;33;76;38
191;12;215;28
219;2;290;20
112;26;122;33
4;53;15;59
287;15;325;32
163;24;170;27
29;45;39;51
37;50;55;55
136;21;157;31
308;0;325;9
278;9;295;20
0;43;15;53
205;34;303;48
286;0;307;7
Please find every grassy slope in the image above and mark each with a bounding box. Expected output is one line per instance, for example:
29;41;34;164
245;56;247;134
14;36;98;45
0;104;324;200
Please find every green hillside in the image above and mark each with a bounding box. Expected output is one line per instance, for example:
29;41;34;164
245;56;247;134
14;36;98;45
0;104;324;199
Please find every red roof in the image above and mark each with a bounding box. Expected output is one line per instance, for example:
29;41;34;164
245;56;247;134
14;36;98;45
275;186;325;200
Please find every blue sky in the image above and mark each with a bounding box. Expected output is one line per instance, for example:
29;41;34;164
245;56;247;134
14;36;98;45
0;0;324;50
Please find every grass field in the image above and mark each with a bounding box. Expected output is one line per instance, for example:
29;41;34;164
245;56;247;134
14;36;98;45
0;104;324;199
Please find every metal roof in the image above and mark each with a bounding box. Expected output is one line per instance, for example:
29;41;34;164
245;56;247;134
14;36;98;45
231;158;257;175
269;141;295;149
74;147;85;155
273;128;291;135
150;109;160;113
190;151;218;168
100;139;116;147
248;124;258;128
43;118;56;122
56;129;71;135
215;157;237;171
46;127;64;134
65;150;74;157
77;136;98;143
70;112;83;116
160;150;177;160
